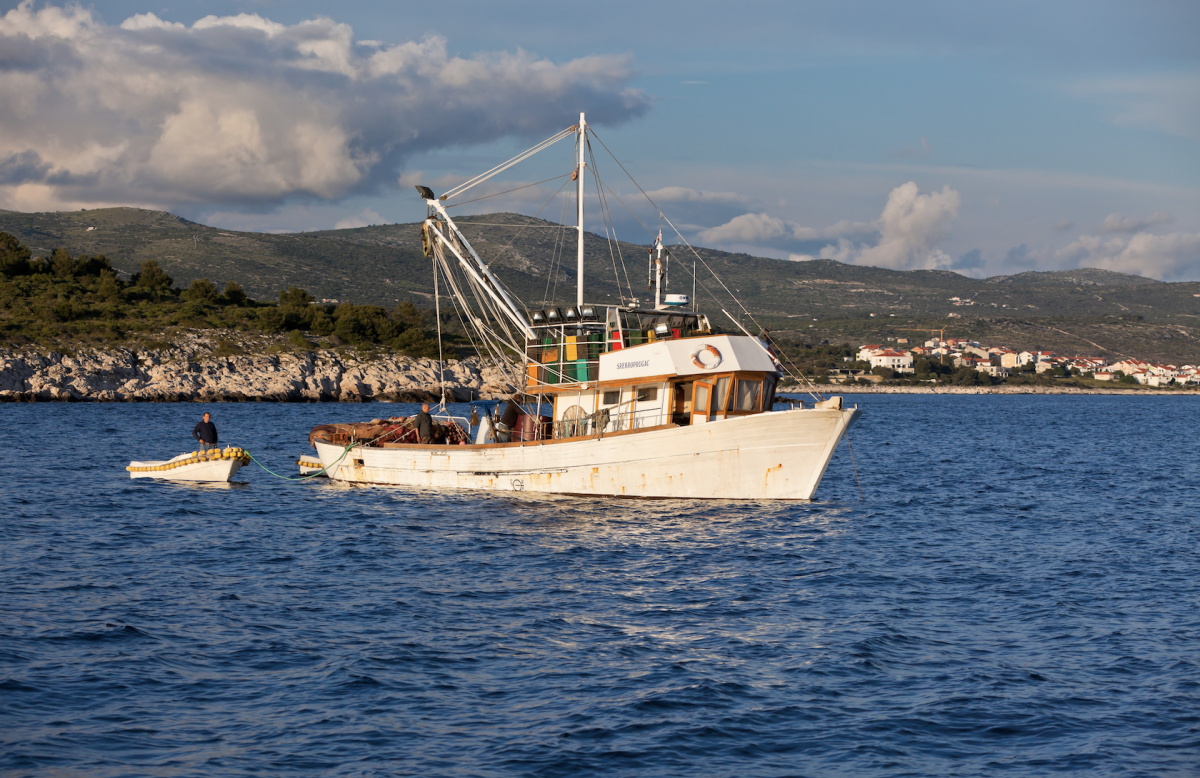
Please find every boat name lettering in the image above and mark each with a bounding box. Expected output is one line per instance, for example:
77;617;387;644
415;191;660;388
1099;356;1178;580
616;359;651;370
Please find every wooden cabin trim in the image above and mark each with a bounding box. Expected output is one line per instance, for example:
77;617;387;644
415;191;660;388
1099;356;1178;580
372;422;679;450
525;373;678;395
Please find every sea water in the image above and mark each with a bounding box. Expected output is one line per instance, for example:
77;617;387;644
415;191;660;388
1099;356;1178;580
1;395;1197;777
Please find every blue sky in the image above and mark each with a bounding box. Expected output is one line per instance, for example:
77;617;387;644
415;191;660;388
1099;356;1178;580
1;0;1197;279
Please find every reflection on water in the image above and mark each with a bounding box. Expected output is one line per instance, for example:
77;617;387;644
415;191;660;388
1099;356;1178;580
1;397;1198;777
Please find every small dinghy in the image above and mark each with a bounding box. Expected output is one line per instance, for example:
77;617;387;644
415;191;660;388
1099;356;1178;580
297;455;326;477
127;446;251;482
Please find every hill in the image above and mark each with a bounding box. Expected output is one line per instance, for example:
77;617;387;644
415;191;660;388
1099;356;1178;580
2;207;1198;362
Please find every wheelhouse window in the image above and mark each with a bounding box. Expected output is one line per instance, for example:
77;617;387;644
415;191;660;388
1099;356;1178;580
602;390;620;405
635;386;658;402
735;378;762;411
714;376;732;414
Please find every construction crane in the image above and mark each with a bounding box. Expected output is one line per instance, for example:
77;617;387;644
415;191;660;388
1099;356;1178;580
898;327;950;364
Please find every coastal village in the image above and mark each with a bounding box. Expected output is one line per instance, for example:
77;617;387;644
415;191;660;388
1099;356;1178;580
847;336;1200;387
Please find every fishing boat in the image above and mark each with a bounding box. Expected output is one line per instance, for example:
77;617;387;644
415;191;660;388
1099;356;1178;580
310;115;859;499
127;447;251;482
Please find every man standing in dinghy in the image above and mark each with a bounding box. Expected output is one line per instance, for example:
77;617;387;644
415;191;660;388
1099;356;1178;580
193;412;218;452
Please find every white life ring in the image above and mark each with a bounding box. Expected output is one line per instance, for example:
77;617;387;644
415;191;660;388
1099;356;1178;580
691;344;722;369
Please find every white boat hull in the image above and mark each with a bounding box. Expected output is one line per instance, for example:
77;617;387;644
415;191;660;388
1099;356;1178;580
128;455;246;482
313;406;858;500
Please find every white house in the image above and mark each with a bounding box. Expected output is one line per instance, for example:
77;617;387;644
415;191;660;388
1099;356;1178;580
868;349;914;373
858;344;884;362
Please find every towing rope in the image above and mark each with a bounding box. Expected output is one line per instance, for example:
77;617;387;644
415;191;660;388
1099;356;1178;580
247;443;355;481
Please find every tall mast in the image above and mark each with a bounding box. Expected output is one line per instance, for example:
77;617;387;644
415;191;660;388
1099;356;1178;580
576;112;586;307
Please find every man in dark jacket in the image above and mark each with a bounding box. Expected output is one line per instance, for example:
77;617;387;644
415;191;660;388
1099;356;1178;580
193;412;218;451
415;403;434;444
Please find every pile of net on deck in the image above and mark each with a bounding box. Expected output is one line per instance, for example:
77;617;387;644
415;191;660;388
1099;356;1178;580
309;417;471;447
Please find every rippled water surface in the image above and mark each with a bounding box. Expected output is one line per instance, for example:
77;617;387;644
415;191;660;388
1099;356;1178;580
2;396;1198;777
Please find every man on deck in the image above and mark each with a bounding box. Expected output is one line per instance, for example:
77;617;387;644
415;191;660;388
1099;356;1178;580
415;403;434;444
193;412;218;451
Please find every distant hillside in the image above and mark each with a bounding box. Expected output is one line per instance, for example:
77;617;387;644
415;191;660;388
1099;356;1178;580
3;206;1198;332
986;269;1161;287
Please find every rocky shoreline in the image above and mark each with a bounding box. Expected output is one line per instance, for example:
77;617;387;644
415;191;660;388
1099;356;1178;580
0;332;516;403
5;332;1196;403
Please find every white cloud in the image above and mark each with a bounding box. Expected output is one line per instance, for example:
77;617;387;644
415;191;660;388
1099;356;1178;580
693;182;959;269
335;208;384;229
1055;231;1200;281
1099;210;1173;233
697;212;872;245
808;182;961;270
0;2;648;211
698;212;789;243
643;187;748;205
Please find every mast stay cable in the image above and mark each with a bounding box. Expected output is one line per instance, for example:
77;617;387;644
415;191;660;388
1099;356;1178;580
441;127;574;201
588;128;824;401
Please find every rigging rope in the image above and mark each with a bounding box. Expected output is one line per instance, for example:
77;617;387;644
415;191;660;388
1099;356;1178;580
433;245;446;406
442;127;574;200
587;140;634;305
444;174;571;209
544;184;572;306
432;123;828;401
589;127;824;401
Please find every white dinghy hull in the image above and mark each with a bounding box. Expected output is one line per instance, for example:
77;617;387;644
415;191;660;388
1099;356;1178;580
128;449;250;482
313;406;858;500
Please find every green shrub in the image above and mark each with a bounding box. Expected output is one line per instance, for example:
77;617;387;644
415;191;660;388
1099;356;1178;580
288;329;315;350
134;260;172;290
50;249;76;278
257;307;286;333
223;281;247;306
0;232;36;276
308;307;335;336
279;286;314;307
96;270;121;302
391;327;441;358
184;278;218;304
0;234;455;357
332;304;399;344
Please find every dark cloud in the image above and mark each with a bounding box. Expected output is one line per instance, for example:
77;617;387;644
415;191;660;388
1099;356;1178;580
0;150;51;185
0;4;649;210
953;248;984;269
1004;243;1034;268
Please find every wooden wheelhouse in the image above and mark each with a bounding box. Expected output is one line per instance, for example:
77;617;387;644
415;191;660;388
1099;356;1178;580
518;304;781;442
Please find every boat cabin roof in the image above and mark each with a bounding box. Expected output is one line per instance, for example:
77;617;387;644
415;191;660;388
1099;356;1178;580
599;333;776;382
